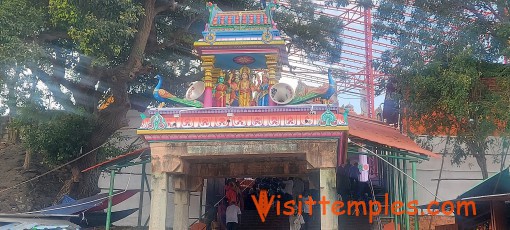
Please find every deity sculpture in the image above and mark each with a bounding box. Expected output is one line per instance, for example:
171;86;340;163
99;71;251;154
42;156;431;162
238;66;255;107
255;71;270;106
227;70;239;106
213;75;228;107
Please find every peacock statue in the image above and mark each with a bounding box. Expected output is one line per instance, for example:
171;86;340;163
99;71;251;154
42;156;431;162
288;69;336;105
321;69;336;101
153;75;203;108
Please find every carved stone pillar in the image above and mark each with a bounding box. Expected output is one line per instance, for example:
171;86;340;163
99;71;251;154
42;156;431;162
320;168;338;230
266;54;278;106
201;56;215;107
149;172;168;230
173;175;190;230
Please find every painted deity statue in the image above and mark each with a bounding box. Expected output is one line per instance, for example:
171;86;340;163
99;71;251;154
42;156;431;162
238;66;255;107
255;72;270;106
213;75;228;107
227;71;239;106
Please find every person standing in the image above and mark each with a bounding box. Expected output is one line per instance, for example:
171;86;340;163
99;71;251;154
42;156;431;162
217;200;227;230
226;201;242;230
289;206;305;230
292;177;305;204
343;161;352;199
349;162;361;200
225;181;238;204
301;190;312;230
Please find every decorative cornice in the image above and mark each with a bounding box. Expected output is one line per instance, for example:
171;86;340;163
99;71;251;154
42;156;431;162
141;130;346;142
194;40;285;46
138;107;348;136
147;104;341;115
138;126;347;135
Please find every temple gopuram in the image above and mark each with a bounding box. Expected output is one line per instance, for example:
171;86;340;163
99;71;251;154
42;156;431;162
138;2;346;230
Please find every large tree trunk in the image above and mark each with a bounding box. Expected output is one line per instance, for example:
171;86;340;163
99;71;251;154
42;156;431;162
64;80;131;199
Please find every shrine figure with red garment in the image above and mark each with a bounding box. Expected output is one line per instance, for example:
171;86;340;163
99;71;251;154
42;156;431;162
227;70;239;107
213;74;228;107
238;66;256;107
255;71;270;106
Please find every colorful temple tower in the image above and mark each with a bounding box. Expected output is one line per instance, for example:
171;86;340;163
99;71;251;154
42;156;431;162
138;2;347;230
195;1;288;107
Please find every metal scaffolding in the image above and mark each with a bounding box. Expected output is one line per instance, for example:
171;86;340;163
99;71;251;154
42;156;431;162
279;1;391;119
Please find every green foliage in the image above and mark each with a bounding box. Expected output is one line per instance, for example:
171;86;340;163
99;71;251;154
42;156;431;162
48;0;144;66
0;0;46;66
48;0;79;28
274;0;343;62
393;49;510;177
373;0;510;177
374;0;509;62
12;104;95;165
494;22;510;57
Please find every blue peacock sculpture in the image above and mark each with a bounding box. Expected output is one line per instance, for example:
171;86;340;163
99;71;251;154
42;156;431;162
153;75;203;108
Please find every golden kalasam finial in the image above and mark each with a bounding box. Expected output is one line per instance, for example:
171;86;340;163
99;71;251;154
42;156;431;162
240;66;251;75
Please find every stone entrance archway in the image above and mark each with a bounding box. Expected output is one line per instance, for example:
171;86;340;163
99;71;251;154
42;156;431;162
137;105;349;230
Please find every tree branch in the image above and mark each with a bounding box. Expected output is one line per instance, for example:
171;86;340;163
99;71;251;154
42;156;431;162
145;39;178;54
155;0;176;14
25;31;69;45
120;0;157;80
145;15;197;55
37;31;69;42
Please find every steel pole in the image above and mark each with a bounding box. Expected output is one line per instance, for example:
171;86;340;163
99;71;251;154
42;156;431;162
363;6;374;118
106;169;116;230
403;159;410;230
412;161;419;230
137;162;146;228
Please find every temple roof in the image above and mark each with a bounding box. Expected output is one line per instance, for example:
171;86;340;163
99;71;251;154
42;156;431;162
193;2;288;69
210;10;271;27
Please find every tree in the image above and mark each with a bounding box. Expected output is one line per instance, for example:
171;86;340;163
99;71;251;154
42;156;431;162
374;0;510;178
1;0;344;198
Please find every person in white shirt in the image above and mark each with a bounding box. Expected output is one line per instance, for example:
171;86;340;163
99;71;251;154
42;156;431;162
301;190;312;230
289;206;305;230
225;201;241;230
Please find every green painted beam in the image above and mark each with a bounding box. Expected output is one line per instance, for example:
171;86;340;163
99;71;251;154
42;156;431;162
104;159;151;172
105;169;116;230
412;161;419;230
347;150;424;161
347;143;429;161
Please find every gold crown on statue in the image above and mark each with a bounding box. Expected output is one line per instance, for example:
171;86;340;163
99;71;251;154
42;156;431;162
240;66;251;75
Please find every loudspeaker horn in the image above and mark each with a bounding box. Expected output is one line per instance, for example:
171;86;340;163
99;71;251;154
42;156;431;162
270;83;295;105
185;81;205;102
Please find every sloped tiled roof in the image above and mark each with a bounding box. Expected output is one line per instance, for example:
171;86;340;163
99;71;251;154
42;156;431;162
348;115;439;158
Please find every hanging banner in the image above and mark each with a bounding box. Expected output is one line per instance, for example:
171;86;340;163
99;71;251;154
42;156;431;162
359;149;369;182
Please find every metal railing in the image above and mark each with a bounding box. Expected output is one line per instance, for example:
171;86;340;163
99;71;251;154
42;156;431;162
188;179;255;230
368;177;383;230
